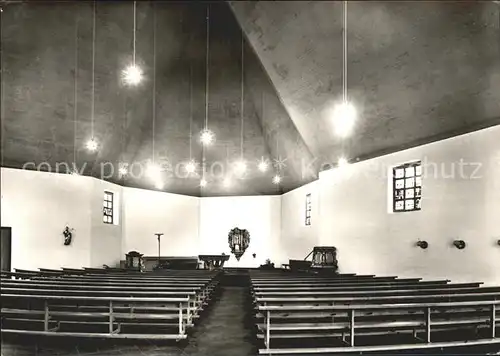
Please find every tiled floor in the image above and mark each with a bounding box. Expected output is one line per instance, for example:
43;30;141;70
1;287;258;356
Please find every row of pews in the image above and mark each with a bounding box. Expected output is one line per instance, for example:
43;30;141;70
249;270;500;354
0;267;220;340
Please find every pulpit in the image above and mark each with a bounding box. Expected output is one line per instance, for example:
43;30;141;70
125;251;144;271
198;254;230;270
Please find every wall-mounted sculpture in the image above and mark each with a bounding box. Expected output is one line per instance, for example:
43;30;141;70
453;240;466;250
228;228;250;261
416;240;428;249
63;226;74;246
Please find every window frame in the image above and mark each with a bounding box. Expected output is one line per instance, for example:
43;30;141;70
103;191;114;224
305;193;312;226
392;161;422;213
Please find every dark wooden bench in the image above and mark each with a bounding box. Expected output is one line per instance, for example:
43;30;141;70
253;287;500;328
249;271;499;354
252;281;481;292
1;294;191;340
1;269;221;341
257;300;500;354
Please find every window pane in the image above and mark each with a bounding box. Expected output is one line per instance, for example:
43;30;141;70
395;201;404;211
395;179;405;189
394;168;405;179
405;189;414;199
405;177;415;188
405;166;415;177
395;189;404;200
415;176;422;187
416;198;422;210
415;165;422;176
405;200;415;210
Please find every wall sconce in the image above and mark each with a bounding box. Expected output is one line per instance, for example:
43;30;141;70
416;240;428;249
453;240;466;250
497;240;500;246
252;253;256;258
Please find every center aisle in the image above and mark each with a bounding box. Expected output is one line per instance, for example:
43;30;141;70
182;286;257;356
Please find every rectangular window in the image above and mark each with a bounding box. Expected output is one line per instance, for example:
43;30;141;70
393;161;422;213
305;193;312;226
103;191;114;224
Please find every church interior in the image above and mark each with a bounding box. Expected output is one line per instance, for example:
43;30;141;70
1;1;500;355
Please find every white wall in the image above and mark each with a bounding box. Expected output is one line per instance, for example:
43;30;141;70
318;126;500;284
280;181;320;265
199;196;281;268
90;180;123;268
122;187;200;258
3;126;498;285
0;168;92;269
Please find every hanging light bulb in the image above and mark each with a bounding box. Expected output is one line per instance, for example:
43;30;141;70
338;157;349;167
200;129;215;146
272;174;281;185
146;161;162;181
222;177;232;188
86;137;98;152
332;101;356;138
258;158;269;172
200;178;207;188
155;179;164;190
122;64;143;86
234;160;247;176
185;160;197;174
118;164;128;177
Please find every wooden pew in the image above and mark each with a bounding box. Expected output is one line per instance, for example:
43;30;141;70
251;277;423;285
1;294;191;340
1;269;221;340
253;286;500;326
1;288;201;326
249;271;500;354
257;300;500;354
254;291;500;307
14;269;62;277
254;285;500;298
252;282;481;292
251;280;441;290
251;276;402;283
33;275;216;284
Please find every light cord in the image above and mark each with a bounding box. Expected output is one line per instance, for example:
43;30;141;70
74;15;79;166
91;1;96;137
133;1;136;65
152;5;156;164
240;33;244;158
204;4;210;129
